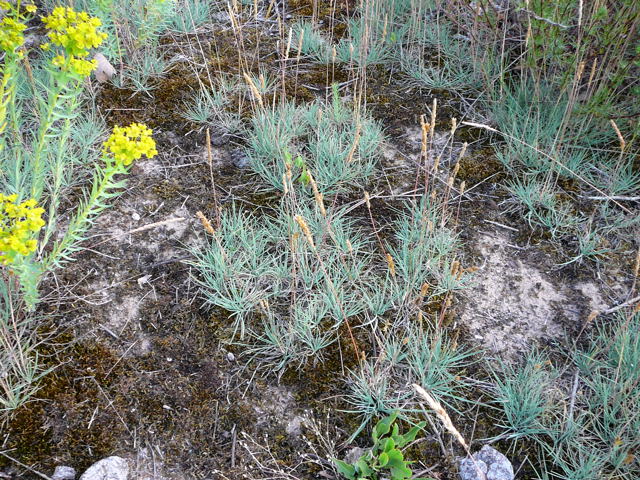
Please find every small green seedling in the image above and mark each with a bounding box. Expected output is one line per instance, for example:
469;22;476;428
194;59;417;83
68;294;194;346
334;412;431;480
283;150;311;186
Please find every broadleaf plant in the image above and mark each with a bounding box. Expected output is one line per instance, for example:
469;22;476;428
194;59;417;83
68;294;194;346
333;411;432;480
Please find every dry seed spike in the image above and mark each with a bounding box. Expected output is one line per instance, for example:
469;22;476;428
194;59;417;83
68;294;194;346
346;239;354;254
430;98;437;141
413;384;469;451
385;253;396;277
243;72;264;108
610;120;626;152
345;123;362;163
308;173;326;217
196;211;215;235
295;215;315;249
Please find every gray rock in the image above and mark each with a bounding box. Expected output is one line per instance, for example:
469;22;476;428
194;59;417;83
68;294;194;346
286;415;304;438
93;53;116;83
79;456;129;480
231;149;249;168
459;446;514;480
344;447;366;465
52;466;77;480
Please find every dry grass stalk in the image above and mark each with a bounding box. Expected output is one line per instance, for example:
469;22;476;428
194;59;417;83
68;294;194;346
420;115;430;157
451;162;461;180
385;253;396;277
456;142;468;165
289;232;299;252
243;72;264;108
281;26;293;99
345;123;362;163
631;247;640;295
429;98;437;142
450;260;460;276
587;57;598;86
196;211;215;235
419;114;433;195
308;173;326;217
610;119;626;152
294;215;316;249
416;282;430;305
293;27;305;98
363;191;387;256
206;128;221;228
432;155;440;174
413;384;469;451
414;384;487;480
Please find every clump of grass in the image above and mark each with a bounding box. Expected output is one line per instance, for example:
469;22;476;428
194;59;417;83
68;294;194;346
485;79;639;261
0;282;48;412
398;18;480;92
246;85;384;193
399;51;480;91
117;47;169;94
188;206;285;338
345;325;473;437
386;197;464;312
335;17;396;67
190;199;374;367
489;350;560;443
182;77;242;135
490;310;640;479
169;0;213;33
292;22;333;64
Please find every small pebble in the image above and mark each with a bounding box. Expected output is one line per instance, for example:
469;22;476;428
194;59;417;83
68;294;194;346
52;466;76;480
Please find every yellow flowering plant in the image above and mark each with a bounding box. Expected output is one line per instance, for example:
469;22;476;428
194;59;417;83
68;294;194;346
0;194;45;265
45;123;157;270
103;123;159;168
41;6;107;78
0;5;120;311
0;16;26;55
0;193;45;308
0;2;37;148
23;6;108;203
0;2;36;56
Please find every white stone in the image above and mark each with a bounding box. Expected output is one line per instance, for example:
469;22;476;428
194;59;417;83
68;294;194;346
79;456;129;480
52;466;77;480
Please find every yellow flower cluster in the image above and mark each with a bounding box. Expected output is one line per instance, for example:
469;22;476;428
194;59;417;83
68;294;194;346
0;194;45;265
103;123;158;166
0;16;26;54
41;7;107;77
0;2;36;54
0;2;35;10
51;54;97;77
